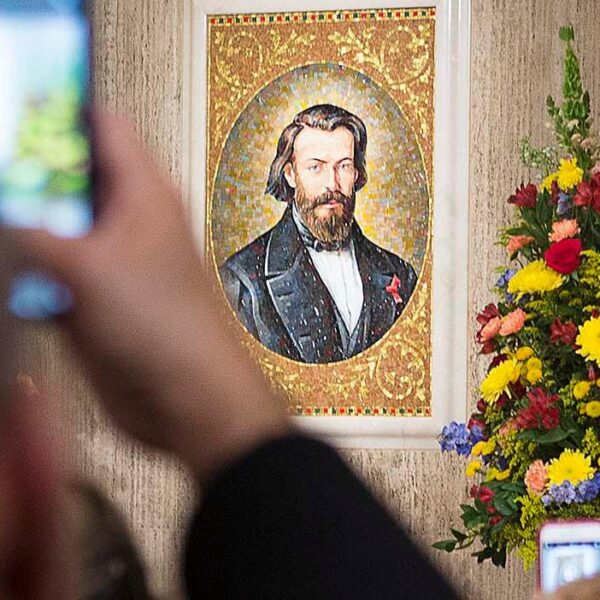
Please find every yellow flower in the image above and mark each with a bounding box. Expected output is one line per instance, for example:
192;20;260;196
481;439;497;455
466;460;482;477
540;172;558;193
526;369;543;385
526;358;542;371
585;401;600;418
507;260;565;298
516;347;534;361
574;381;592;400
576;317;600;367
496;469;511;481
480;359;521;404
547;449;595;486
471;441;486;456
557;158;584;190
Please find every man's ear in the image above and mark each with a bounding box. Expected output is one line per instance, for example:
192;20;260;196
283;163;297;189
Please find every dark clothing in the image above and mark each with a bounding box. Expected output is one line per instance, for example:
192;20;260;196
184;435;460;599
220;207;417;364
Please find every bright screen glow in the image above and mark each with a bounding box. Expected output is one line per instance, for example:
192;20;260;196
542;541;600;593
0;0;92;238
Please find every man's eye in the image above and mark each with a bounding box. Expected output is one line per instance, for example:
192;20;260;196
339;163;353;171
308;164;320;172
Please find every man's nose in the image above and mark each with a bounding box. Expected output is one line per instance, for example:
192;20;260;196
325;166;341;192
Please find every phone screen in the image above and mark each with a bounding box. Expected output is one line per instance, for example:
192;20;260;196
0;0;92;319
0;0;93;237
541;540;600;593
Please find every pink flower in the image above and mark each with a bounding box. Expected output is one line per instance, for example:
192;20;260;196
591;162;600;177
524;460;548;495
478;317;502;342
507;235;535;255
549;219;580;243
499;309;526;336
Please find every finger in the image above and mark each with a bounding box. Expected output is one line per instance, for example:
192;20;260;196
8;227;88;288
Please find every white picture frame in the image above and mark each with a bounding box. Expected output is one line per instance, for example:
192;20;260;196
182;0;471;449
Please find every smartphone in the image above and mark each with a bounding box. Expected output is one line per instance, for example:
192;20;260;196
539;520;600;594
0;0;93;318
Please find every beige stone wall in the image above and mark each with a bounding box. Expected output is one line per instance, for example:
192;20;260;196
21;1;600;598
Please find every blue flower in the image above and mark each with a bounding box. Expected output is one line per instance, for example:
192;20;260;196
470;424;486;444
439;422;473;456
542;482;578;506
496;269;517;289
575;472;600;503
557;192;572;216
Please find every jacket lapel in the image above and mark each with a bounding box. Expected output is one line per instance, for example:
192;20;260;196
353;226;398;349
265;208;345;364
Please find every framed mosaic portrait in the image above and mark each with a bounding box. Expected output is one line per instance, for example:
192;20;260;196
183;0;470;448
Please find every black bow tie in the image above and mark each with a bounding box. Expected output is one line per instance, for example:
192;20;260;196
293;211;351;253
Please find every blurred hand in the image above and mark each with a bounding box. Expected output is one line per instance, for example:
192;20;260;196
14;111;290;482
533;575;600;600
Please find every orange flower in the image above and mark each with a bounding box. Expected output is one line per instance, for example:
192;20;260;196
549;219;580;243
479;317;502;342
524;460;548;495
500;308;526;336
507;235;535;255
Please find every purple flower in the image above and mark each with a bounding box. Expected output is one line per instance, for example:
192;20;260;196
542;482;578;506
496;269;517;289
470;424;486;444
439;422;473;456
575;473;600;503
557;192;572;216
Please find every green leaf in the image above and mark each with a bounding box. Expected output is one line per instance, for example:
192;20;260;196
451;528;468;542
432;540;457;552
559;26;575;42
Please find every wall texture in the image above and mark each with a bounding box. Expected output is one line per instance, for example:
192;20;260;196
22;1;600;598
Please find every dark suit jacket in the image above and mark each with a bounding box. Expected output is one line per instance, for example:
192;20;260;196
220;206;417;363
185;435;460;599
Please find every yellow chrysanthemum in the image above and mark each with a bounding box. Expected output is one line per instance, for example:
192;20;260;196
471;441;486;456
557;157;584;190
576;317;600;367
507;260;565;297
481;439;497;456
585;401;600;418
574;381;592;400
516;347;534;361
466;460;482;477
547;449;595;486
540;172;559;193
496;469;511;481
526;358;542;371
526;369;543;384
480;359;521;404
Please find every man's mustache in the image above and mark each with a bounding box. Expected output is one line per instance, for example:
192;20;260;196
308;190;353;210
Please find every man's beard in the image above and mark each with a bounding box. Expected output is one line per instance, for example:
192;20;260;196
295;182;356;245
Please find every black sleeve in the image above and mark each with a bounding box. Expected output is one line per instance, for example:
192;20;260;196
184;435;460;600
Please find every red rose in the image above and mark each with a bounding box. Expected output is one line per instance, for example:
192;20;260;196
550;318;578;346
489;515;503;526
478;486;495;504
574;175;600;213
508;183;537;208
544;238;582;274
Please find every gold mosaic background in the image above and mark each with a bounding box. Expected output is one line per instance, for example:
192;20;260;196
206;8;435;414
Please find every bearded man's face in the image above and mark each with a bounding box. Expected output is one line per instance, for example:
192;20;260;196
283;126;358;245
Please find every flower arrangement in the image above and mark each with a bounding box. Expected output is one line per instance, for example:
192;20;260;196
435;27;600;569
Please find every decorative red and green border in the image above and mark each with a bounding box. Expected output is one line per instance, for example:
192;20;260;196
294;405;432;417
209;7;436;27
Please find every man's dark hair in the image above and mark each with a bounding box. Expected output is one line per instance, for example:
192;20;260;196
266;104;368;202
